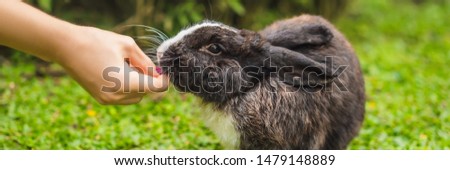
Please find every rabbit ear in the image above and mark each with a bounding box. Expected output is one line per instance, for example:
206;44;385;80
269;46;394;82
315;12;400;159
265;45;337;87
261;24;333;49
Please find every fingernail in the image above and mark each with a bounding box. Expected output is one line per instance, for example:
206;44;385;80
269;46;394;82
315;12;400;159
156;66;163;75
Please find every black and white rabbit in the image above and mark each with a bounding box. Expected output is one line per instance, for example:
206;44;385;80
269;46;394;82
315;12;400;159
155;15;365;149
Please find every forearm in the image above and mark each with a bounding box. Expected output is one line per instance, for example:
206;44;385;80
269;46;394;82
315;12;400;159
0;0;168;104
0;0;79;62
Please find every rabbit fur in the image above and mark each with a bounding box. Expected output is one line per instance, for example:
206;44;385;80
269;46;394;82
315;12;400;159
155;15;365;149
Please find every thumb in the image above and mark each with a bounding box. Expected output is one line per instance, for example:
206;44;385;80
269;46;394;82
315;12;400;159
127;43;160;77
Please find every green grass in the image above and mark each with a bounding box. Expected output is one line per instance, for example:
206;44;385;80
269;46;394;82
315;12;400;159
340;0;449;149
0;64;222;149
1;0;449;149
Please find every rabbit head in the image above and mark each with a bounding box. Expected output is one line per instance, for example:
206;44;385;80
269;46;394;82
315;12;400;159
156;21;337;105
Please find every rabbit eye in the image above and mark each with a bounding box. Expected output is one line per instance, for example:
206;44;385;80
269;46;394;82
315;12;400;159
206;44;222;54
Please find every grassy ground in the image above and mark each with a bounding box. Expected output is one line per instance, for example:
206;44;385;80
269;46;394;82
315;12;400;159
340;0;449;149
0;0;449;149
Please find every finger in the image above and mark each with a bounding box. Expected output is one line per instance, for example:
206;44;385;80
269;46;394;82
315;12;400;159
129;71;169;94
153;74;170;92
119;36;150;76
135;44;160;77
128;44;160;77
98;68;146;104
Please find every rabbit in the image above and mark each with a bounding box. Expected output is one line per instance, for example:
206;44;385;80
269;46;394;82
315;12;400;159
154;14;365;149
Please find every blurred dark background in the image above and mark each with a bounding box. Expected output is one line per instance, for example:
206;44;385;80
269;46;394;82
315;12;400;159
1;0;443;64
1;0;353;63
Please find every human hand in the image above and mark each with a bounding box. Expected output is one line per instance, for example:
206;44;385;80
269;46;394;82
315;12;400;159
0;1;168;105
54;26;169;105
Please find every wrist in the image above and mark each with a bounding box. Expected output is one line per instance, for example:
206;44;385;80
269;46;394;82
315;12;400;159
48;24;87;64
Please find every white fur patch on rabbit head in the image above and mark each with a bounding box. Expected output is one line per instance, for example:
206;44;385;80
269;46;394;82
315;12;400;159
156;22;238;62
